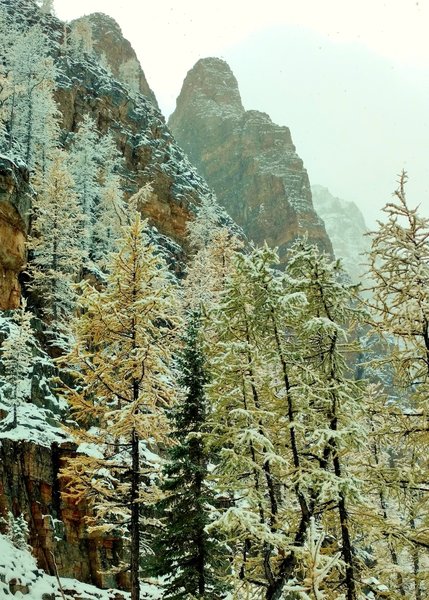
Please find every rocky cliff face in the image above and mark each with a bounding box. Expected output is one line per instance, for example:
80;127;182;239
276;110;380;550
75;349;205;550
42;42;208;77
169;57;332;262
312;185;369;283
0;157;30;310
55;50;216;254
0;440;127;589
2;0;233;279
72;12;159;109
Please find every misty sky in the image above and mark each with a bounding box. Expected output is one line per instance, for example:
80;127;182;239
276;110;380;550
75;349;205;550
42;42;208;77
53;0;429;226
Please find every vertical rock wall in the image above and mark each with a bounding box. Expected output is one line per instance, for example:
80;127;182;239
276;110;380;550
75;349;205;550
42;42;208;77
0;157;30;310
0;439;127;588
169;57;333;262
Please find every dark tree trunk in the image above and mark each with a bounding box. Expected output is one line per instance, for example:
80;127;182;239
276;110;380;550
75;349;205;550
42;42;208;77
195;470;206;596
332;450;356;600
130;426;140;600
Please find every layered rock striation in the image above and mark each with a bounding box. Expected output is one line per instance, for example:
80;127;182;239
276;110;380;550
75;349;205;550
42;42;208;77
56;45;216;252
169;57;332;262
0;439;127;589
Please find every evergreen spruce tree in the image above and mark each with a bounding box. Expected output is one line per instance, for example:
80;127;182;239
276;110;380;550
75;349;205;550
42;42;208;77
1;512;30;551
60;211;181;600
148;310;229;599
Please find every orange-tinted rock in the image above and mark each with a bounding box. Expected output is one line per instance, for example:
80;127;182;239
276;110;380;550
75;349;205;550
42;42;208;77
72;12;158;109
54;59;214;256
0;439;126;588
0;5;236;594
169;57;332;263
0;157;30;309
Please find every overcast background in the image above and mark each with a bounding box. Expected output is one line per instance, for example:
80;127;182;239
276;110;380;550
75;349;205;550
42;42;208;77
53;0;429;226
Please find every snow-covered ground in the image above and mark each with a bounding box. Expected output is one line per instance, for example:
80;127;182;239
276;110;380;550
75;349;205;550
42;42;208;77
0;312;69;448
0;534;162;599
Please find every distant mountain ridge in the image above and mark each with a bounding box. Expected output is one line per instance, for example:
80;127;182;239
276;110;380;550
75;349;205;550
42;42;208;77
169;57;332;264
312;184;370;283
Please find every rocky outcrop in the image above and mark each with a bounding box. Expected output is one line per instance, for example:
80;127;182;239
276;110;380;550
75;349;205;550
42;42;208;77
169;57;332;262
72;12;159;109
312;185;370;283
2;0;230;261
0;439;127;588
0;530;130;599
0;156;30;310
56;58;216;256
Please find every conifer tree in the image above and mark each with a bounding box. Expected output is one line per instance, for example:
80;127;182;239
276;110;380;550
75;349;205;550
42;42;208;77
68;117;125;267
0;9;15;151
92;132;126;264
235;244;313;599
60;211;181;600
284;239;364;600
358;384;410;598
206;246;291;597
68;114;100;255
39;0;54;15
0;512;30;551
366;173;429;597
119;58;141;95
205;242;367;599
0;300;35;429
185;194;243;315
4;23;59;167
368;172;429;394
147;310;229;599
68;19;94;58
27;149;85;347
283;518;342;600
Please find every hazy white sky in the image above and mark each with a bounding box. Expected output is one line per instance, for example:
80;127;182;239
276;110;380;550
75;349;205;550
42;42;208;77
53;0;429;225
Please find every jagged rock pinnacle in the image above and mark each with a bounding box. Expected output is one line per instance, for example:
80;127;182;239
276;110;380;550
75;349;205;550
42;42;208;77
169;57;332;262
72;12;159;108
173;57;244;118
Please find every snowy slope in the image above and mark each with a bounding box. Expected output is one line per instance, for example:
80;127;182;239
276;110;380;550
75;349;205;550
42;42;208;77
0;313;68;447
0;533;163;599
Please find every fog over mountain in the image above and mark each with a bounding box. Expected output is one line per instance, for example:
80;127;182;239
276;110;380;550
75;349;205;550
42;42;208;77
53;1;429;226
223;25;429;226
